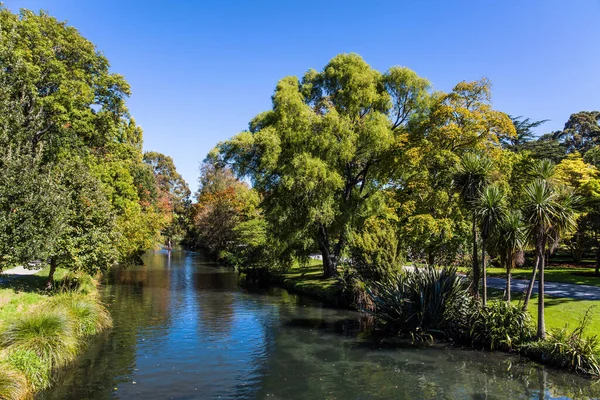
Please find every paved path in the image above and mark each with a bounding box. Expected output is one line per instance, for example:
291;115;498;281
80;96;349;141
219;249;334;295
485;276;600;301
403;266;600;301
0;266;42;284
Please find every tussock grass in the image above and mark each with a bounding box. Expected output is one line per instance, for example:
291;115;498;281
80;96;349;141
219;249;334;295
6;350;49;392
0;365;30;400
0;268;113;397
1;311;78;369
48;293;112;337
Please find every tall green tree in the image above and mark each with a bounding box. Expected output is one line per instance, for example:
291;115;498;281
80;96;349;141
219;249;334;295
554;111;600;154
0;7;132;157
0;149;66;269
503;115;548;150
217;54;430;277
475;184;506;305
454;153;493;297
46;158;119;287
491;210;525;302
522;180;577;338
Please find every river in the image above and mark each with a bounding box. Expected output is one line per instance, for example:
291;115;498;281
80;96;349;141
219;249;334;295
40;249;600;399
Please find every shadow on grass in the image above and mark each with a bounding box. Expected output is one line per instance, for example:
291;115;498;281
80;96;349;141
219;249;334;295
0;273;49;294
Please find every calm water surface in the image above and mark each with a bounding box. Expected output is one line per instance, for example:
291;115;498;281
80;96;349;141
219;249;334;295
41;249;600;400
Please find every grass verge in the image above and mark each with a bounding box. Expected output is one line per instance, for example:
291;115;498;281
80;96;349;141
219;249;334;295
0;267;112;398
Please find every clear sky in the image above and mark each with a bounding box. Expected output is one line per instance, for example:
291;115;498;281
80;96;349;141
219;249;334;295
4;1;600;193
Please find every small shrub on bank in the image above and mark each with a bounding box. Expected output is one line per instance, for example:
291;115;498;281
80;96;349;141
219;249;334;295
48;293;112;337
470;301;535;351
521;308;600;376
1;311;79;370
366;266;470;335
0;364;30;400
55;272;97;296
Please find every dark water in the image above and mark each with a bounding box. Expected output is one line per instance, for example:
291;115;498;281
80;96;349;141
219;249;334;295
41;249;600;400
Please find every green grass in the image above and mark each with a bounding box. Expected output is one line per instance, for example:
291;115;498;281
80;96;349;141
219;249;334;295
458;264;600;287
488;289;600;334
279;263;600;337
0;267;111;397
273;259;343;305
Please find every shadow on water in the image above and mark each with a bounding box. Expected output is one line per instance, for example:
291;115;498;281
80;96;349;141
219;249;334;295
40;248;600;400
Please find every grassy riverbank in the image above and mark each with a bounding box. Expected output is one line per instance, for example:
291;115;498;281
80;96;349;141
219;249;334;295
0;268;111;399
270;263;600;376
273;263;600;333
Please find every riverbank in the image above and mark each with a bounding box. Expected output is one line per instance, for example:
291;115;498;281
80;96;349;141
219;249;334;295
0;268;112;399
266;262;600;376
269;262;600;333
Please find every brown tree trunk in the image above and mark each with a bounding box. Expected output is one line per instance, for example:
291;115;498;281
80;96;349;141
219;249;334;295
482;236;487;306
471;217;480;298
318;225;336;278
522;256;538;311
595;246;600;276
537;232;547;340
46;258;57;290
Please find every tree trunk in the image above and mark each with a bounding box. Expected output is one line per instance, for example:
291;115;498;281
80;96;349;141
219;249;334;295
481;236;487;306
595;246;600;276
46;258;57;290
522;257;538;311
537;233;547;340
318;225;336;278
506;268;512;303
471;217;480;298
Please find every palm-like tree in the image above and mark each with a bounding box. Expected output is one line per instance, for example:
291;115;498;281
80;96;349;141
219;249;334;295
475;184;506;305
492;209;525;302
522;159;558;310
522;180;577;339
455;153;493;297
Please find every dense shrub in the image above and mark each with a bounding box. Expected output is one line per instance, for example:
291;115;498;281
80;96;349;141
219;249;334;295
470;301;535;351
366;266;470;335
521;309;600;376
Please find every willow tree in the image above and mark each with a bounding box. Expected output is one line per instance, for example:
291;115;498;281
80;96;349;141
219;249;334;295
217;54;430;277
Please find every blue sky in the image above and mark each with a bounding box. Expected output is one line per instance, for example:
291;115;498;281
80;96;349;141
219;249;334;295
4;1;600;193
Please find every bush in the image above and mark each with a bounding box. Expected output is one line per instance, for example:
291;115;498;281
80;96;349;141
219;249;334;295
0;364;30;400
521;308;600;376
48;293;112;337
470;301;535;351
1;311;79;370
366;266;471;335
55;271;97;295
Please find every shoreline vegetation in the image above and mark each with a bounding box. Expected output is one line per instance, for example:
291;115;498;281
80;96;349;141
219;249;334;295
1;4;600;399
188;52;600;380
0;268;112;399
253;261;600;378
0;7;190;400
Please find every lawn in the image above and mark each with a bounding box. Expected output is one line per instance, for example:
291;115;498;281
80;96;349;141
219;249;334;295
274;259;342;305
0;267;66;324
278;262;600;336
488;289;600;335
